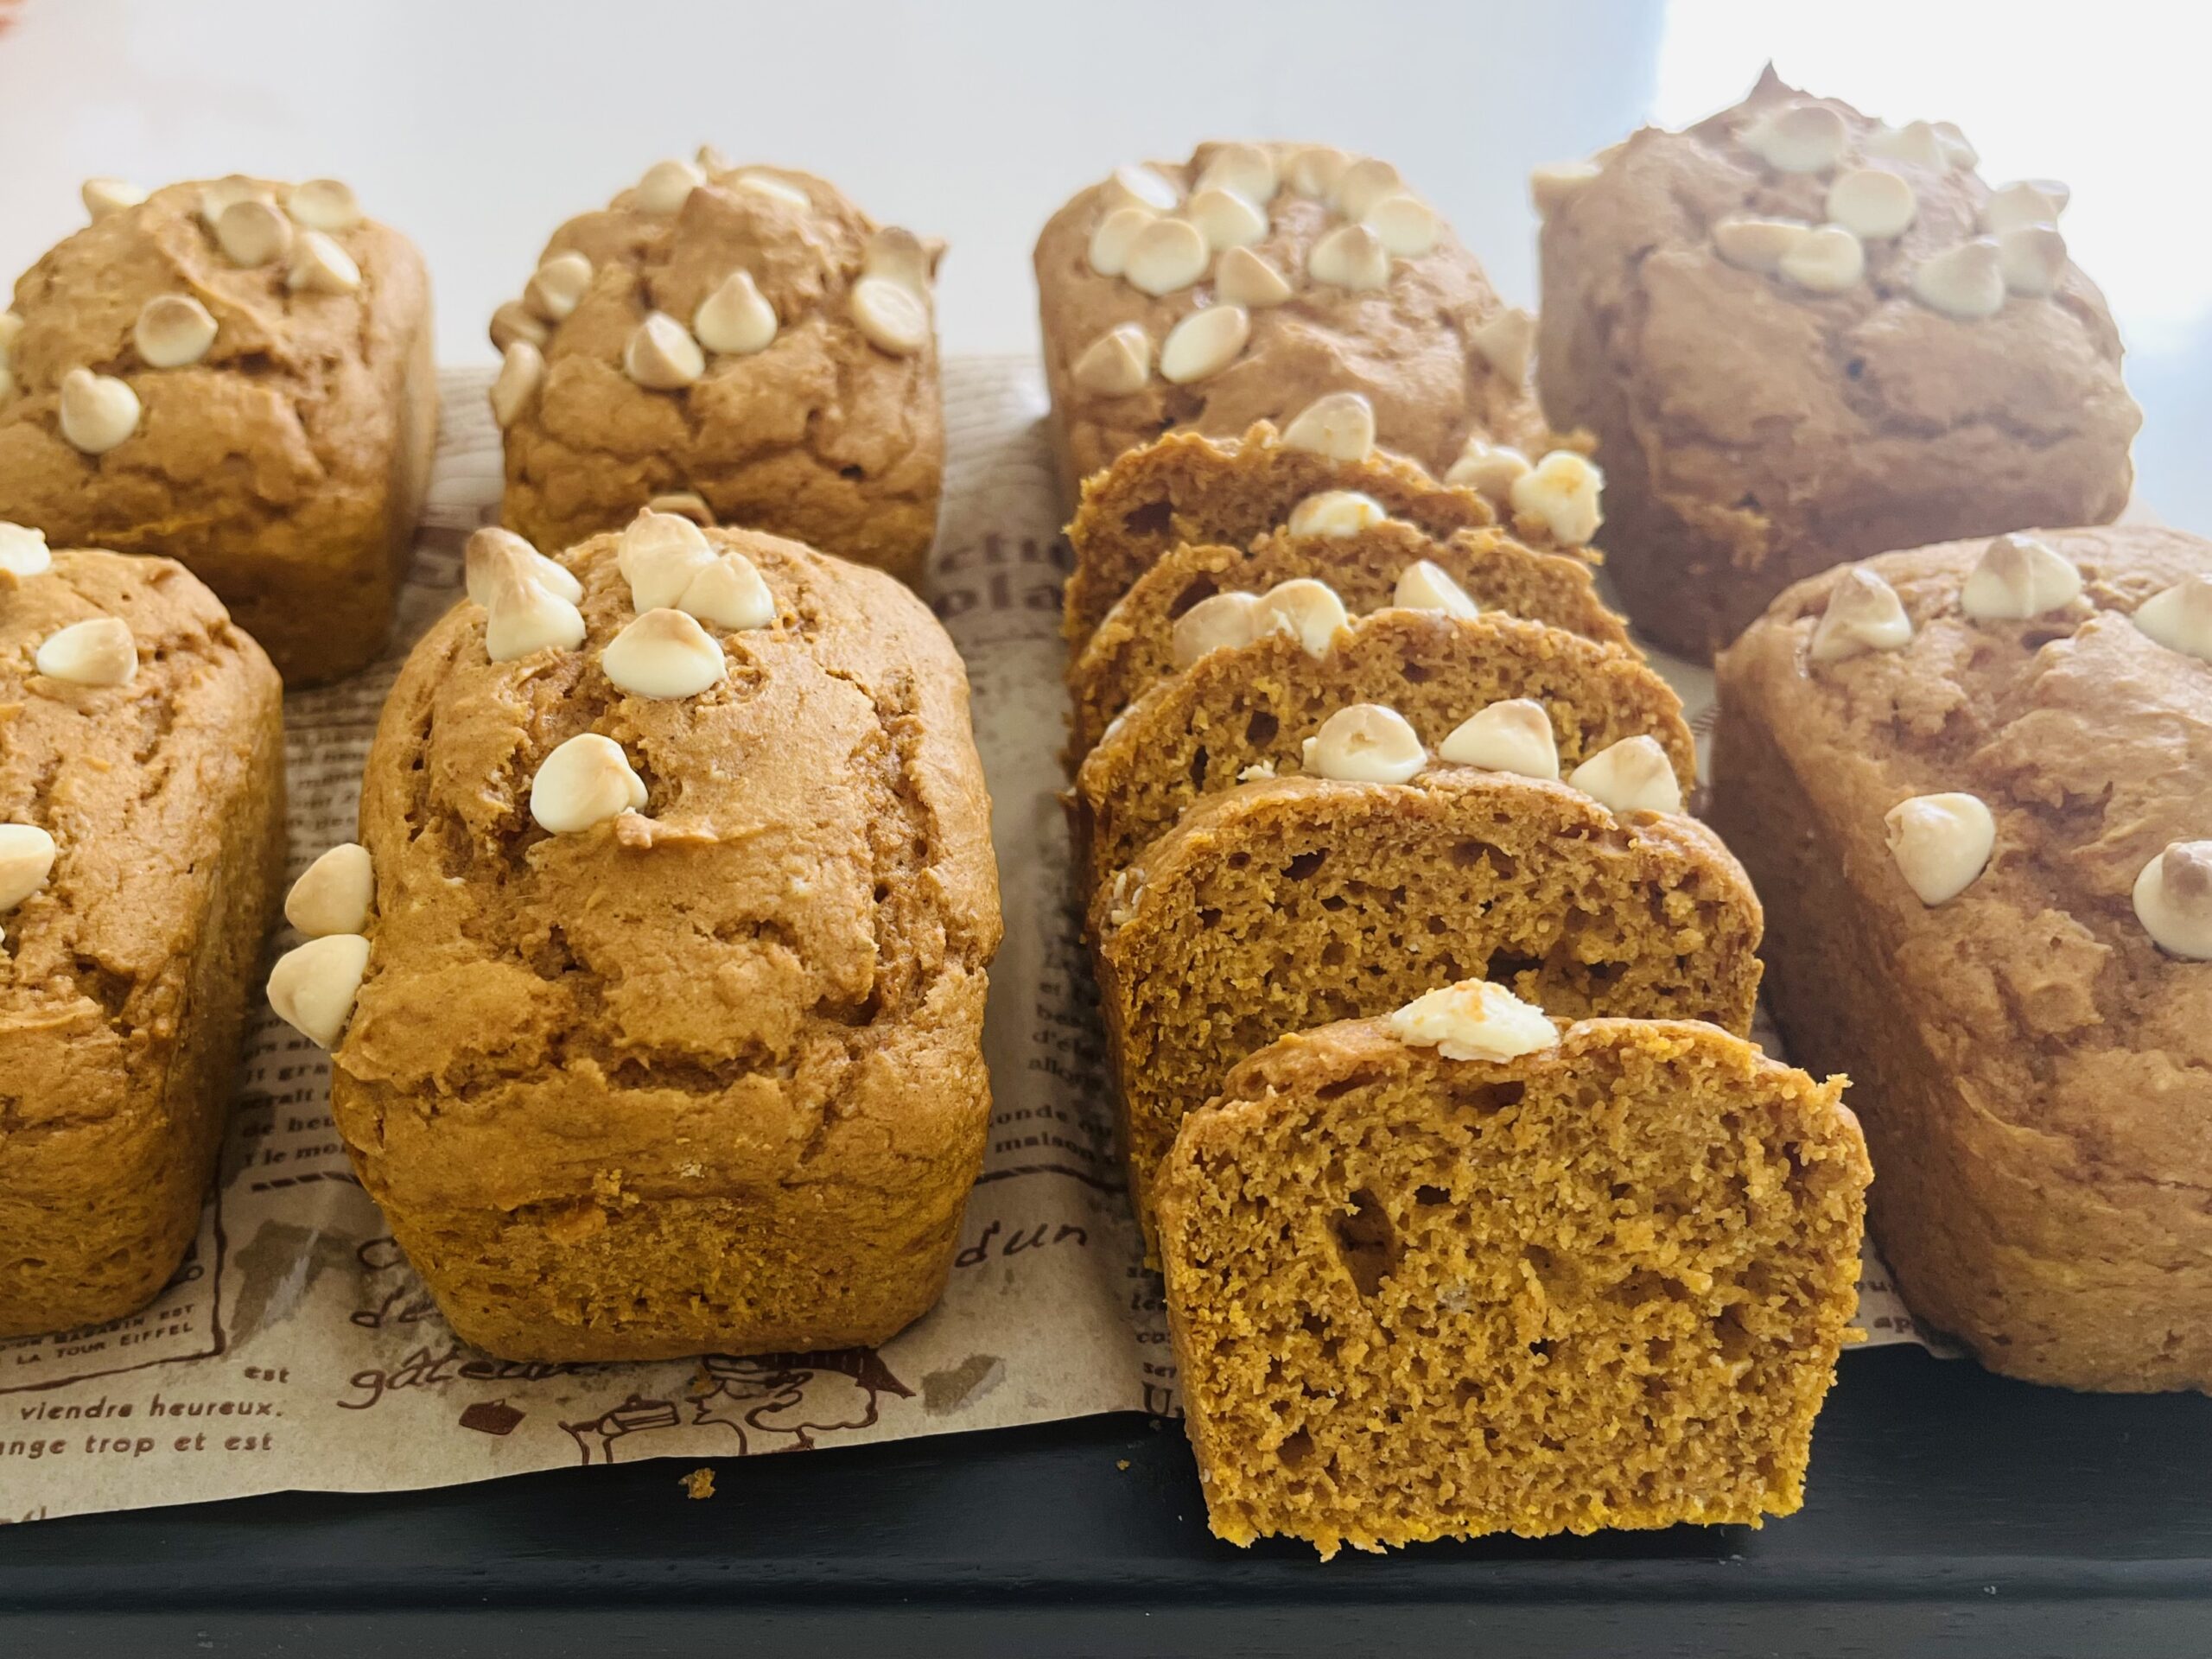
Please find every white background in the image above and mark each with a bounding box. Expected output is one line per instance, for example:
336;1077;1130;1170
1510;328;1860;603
0;0;2203;526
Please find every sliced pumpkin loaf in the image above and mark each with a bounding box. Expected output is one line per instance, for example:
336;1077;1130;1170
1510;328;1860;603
1157;984;1869;1558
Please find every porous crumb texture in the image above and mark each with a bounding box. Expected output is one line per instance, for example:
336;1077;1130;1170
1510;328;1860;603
1072;609;1695;896
1036;142;1554;500
1066;518;1632;760
1095;771;1762;1244
0;180;437;685
0;549;286;1337
1158;1016;1869;1557
1713;524;2212;1391
1061;423;1506;652
1537;69;2138;658
332;526;1001;1362
499;166;942;588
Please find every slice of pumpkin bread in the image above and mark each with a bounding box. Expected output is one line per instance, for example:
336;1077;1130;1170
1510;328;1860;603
1156;985;1869;1558
1094;771;1763;1244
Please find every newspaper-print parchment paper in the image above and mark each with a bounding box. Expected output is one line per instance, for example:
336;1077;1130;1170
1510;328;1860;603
0;359;1942;1525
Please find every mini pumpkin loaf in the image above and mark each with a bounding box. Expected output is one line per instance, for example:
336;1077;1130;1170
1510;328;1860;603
0;176;435;686
1095;768;1762;1245
1035;144;1557;501
0;533;286;1337
1535;68;2139;659
271;517;1000;1361
489;154;944;586
1713;524;2212;1392
1062;391;1604;652
1071;607;1694;898
1158;984;1869;1556
1066;513;1630;761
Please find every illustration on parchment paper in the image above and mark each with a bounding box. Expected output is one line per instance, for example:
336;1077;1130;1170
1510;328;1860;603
561;1349;915;1465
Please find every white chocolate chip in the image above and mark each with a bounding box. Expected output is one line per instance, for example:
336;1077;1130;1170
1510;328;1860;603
1088;205;1154;277
1107;164;1181;213
1158;305;1249;385
1739;103;1848;174
1307;223;1390;291
1885;792;1995;906
199;176;272;230
0;522;50;578
524;251;594;321
1387;979;1558;1062
288;231;361;295
1125;218;1210;296
1809;566;1913;663
1185;188;1268;252
35;615;136;686
1935;124;1979;168
1363;193;1439;257
1438;698;1557;779
694;270;779;355
287;178;362;232
1984;181;2065;234
696;143;730;174
1471;308;1535;382
1959;534;2081;621
1284;146;1351;200
1393;559;1479;620
1300;702;1426;785
1778;224;1866;293
732;172;810;209
619;510;717;611
1827;168;1916;240
678;550;776;631
286;842;374;938
1713;215;1814;275
266;933;371;1049
624;311;707;389
1287;491;1386;540
81;178;145;219
636;158;705;215
1332;158;1404;220
2131;575;2212;662
1254;577;1351;658
1195;143;1278;206
216;198;293;268
488;340;544;429
58;368;141;455
1998;226;2066;297
1510;450;1604;545
1170;590;1262;669
1071;323;1152;395
0;823;57;911
861;228;934;297
530;733;648;834
465;525;582;606
1912;238;2005;320
134;295;217;369
1529;160;1601;216
601;607;727;699
647;492;715;525
1567;735;1681;817
850;276;929;355
1280;391;1375;461
1214;246;1293;308
2133;842;2212;959
1864;121;1948;169
1446;438;1531;501
483;567;587;663
491;301;550;353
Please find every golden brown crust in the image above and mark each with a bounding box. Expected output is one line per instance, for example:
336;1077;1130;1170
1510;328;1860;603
1713;524;2212;1389
1537;72;2138;659
495;165;942;588
0;549;286;1336
1158;1014;1868;1556
0;180;436;685
331;526;1000;1361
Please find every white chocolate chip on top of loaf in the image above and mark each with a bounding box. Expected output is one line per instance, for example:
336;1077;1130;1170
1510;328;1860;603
1072;323;1152;396
602;608;728;699
1185;188;1268;252
1301;702;1427;784
1159;305;1249;384
287;178;363;232
1388;979;1559;1062
199;176;271;230
465;525;582;606
1363;194;1439;257
530;734;648;834
1510;451;1604;545
1171;590;1264;668
1472;308;1535;383
286;842;374;938
1287;491;1387;540
1529;160;1602;216
1194;143;1277;206
215;197;293;267
1960;534;2082;621
619;510;716;610
1864;121;1948;168
1255;577;1351;658
0;522;50;578
135;295;219;368
1393;559;1479;619
1984;181;2067;234
1285;146;1351;200
491;301;550;354
625;312;706;389
59;368;142;454
483;563;587;663
1779;225;1866;293
82;177;146;219
861;228;935;297
1567;735;1681;817
679;550;776;631
1438;698;1558;779
1213;246;1292;308
267;933;371;1048
1107;164;1182;213
2131;575;2212;661
1911;238;2006;320
635;158;705;215
0;823;57;912
1885;792;1995;906
731;171;810;210
2133;842;2212;959
1809;567;1913;663
35;616;136;686
1738;103;1848;174
288;232;362;295
1280;391;1376;461
489;340;545;429
1307;223;1389;291
525;251;594;322
1125;219;1210;296
1827;168;1916;239
1713;215;1813;276
851;276;929;356
1331;158;1404;220
1999;226;2066;297
1088;206;1155;278
694;270;779;355
1446;438;1531;502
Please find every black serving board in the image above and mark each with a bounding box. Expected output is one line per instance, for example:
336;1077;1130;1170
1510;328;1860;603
2;1344;2209;1657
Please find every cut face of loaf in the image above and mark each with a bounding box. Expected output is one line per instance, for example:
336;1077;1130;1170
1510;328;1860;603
1071;608;1696;899
1066;518;1633;761
1061;423;1497;652
1157;1014;1870;1558
1095;772;1764;1242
